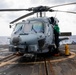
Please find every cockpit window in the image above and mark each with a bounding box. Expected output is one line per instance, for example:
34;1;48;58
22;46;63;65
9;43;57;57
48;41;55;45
24;23;32;32
14;23;23;34
31;21;44;33
23;21;44;33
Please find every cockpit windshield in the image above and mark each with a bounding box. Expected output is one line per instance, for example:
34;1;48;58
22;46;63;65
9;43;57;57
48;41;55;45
23;21;44;33
14;23;23;34
24;23;32;32
13;21;44;34
31;21;44;33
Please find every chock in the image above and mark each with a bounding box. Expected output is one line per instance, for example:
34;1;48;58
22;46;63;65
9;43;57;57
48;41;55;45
54;53;60;56
65;44;70;56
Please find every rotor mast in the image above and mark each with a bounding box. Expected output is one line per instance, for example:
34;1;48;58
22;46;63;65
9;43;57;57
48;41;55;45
33;6;49;17
40;12;42;17
37;12;45;17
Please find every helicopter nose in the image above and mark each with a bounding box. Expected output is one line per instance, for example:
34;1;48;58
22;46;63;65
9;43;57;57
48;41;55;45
12;37;20;45
20;34;38;45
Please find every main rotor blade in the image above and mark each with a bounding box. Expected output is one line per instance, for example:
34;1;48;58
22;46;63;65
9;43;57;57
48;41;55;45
10;12;35;24
50;2;76;8
0;9;29;11
53;10;76;14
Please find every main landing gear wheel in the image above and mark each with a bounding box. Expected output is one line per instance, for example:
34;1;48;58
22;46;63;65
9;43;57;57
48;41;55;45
15;52;24;56
48;45;56;55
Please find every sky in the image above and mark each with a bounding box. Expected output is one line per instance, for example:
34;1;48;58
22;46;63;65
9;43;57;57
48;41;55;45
0;0;76;36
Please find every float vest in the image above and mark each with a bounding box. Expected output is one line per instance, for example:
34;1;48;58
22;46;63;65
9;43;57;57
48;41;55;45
54;24;60;33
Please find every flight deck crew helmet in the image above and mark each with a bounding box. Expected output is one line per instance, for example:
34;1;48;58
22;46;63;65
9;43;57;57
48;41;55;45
49;17;59;25
49;17;55;25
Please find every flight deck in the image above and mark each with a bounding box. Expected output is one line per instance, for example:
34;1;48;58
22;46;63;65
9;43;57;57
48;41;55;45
0;44;76;75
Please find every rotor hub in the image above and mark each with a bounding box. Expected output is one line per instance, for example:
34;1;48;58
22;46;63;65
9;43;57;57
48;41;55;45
29;6;50;12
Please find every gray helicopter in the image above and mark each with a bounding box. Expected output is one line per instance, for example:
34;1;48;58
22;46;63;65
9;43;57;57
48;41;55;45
0;3;75;56
9;17;55;54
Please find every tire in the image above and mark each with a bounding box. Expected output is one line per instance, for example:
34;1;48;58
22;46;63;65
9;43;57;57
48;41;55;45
48;45;56;55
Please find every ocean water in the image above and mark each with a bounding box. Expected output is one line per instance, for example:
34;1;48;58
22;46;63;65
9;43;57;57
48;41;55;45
0;36;10;45
60;35;76;45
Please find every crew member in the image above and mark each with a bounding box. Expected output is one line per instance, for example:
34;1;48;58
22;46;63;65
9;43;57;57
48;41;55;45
49;17;60;53
54;23;60;52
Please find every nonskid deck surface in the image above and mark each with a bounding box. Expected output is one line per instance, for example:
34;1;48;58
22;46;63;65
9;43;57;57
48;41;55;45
0;44;76;75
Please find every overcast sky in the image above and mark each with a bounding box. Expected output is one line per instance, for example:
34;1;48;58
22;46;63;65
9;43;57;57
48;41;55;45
0;0;76;36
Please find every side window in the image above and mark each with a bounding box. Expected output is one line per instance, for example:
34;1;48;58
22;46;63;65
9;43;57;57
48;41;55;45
14;23;23;34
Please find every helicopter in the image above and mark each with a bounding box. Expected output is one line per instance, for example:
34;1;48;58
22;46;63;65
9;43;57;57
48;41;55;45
0;2;75;56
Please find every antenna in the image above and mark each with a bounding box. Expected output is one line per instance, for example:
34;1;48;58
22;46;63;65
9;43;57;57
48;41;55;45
55;10;58;18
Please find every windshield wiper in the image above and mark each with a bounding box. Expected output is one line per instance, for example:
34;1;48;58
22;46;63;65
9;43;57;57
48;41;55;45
32;26;37;33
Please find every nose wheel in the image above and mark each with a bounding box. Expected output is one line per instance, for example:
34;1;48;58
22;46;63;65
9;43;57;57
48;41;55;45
15;52;24;56
48;45;56;55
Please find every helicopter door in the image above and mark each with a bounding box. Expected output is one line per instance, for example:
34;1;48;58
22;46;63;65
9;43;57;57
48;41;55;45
45;24;53;44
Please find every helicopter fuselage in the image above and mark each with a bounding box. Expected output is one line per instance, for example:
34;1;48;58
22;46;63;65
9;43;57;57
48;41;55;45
9;17;54;54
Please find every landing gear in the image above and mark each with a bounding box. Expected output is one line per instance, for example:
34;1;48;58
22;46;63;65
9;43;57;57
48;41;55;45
13;51;24;56
13;48;24;56
48;45;56;55
48;45;60;55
